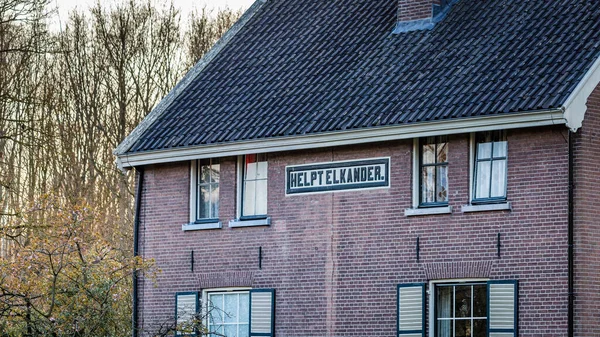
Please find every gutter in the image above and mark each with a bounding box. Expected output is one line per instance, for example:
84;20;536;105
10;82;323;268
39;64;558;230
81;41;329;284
132;167;144;337
116;108;565;169
568;131;574;337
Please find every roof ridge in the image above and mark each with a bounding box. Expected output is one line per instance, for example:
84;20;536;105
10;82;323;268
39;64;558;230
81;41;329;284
113;0;269;157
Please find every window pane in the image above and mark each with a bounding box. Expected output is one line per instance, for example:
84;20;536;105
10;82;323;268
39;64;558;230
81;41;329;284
455;285;471;318
436;165;448;202
477;142;492;160
199;185;210;219
211;163;220;183
493;141;507;158
472;319;486;337
201;163;211;183
239;293;249;323
436;286;453;318
211;185;219;218
455;319;471;337
255;179;268;215
238;324;249;337
423;143;435;164
224;294;237;323
256;161;268;179
473;285;487;317
422;166;435;203
224;324;237;337
209;294;224;323
243;181;256;216
437;142;448;163
491;159;507;198
475;161;490;199
437;320;452;337
245;161;257;180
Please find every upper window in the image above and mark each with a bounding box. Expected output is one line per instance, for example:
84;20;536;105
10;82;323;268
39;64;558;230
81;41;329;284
420;136;448;207
473;131;507;203
241;154;268;218
196;158;220;221
435;283;487;337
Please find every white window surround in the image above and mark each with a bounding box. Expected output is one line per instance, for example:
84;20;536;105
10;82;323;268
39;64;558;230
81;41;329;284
428;278;489;337
405;138;452;217
461;133;511;213
230;155;270;227
186;160;222;231
202;287;251;336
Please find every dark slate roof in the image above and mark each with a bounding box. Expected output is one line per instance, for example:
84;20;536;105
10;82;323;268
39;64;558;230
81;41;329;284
125;0;600;154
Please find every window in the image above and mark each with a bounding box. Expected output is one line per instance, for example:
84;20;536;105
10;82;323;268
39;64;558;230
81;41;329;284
420;136;448;206
197;159;220;221
473;131;507;202
241;154;268;218
434;283;487;337
397;280;518;337
202;288;275;337
207;291;249;337
186;159;221;230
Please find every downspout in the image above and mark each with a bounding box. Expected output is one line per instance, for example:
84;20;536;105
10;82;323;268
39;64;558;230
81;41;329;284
568;131;574;337
133;167;144;337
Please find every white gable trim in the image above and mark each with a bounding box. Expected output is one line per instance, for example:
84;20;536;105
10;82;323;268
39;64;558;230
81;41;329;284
113;0;269;156
563;54;600;132
116;109;565;169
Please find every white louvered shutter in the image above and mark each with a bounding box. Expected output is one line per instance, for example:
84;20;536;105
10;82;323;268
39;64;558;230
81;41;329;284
250;289;275;337
176;292;199;336
397;283;425;337
488;280;518;337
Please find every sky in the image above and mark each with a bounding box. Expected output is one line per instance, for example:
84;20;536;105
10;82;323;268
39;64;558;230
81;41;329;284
51;0;255;30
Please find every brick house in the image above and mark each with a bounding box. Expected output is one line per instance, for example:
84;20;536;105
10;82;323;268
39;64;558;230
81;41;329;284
114;0;600;336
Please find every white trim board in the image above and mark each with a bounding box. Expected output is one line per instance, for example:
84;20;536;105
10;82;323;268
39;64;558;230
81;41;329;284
563;53;600;132
116;109;565;169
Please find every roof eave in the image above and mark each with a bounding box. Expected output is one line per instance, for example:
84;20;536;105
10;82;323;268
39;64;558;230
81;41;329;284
113;0;269;157
116;109;566;170
563;53;600;132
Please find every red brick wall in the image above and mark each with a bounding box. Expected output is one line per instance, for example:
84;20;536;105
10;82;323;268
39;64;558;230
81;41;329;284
398;0;432;22
573;85;600;336
136;127;570;336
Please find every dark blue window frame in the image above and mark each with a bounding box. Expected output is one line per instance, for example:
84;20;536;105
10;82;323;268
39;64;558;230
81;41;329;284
472;131;508;204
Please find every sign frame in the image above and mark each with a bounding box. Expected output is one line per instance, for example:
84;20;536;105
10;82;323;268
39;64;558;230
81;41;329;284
285;157;390;195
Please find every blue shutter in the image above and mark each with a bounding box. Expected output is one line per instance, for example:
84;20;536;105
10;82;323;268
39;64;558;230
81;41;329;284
488;280;518;337
249;289;275;337
397;283;425;337
175;292;199;336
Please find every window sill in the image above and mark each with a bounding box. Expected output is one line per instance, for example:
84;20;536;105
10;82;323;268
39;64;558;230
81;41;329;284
462;202;511;213
182;221;222;231
404;206;452;217
229;217;271;228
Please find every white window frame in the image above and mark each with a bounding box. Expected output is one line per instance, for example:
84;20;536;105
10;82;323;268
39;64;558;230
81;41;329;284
230;155;270;227
462;133;511;213
202;287;251;337
428;278;489;337
405;138;452;217
185;160;222;231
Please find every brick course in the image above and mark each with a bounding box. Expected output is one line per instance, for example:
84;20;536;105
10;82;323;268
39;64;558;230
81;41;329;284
136;126;572;336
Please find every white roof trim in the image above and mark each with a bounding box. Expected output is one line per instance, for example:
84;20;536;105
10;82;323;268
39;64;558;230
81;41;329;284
563;53;600;132
116;109;565;169
113;0;268;156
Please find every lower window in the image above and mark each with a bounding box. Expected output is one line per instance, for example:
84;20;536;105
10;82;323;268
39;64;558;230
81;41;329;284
435;283;487;337
207;291;249;337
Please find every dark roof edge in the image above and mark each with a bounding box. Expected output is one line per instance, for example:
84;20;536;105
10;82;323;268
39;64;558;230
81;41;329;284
116;109;566;169
113;0;269;156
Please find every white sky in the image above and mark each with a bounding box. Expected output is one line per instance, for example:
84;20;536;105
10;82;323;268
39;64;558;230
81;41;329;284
51;0;255;31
